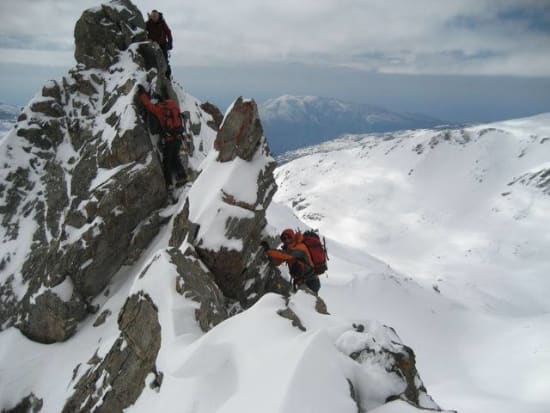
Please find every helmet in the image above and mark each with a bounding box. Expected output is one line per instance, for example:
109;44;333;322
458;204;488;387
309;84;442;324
280;229;294;243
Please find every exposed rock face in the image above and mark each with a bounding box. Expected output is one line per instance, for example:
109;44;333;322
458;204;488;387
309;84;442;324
169;247;227;332
215;97;266;162
63;292;161;413
62;246;227;410
200;101;224;131
74;0;146;69
1;393;43;413
0;0;172;343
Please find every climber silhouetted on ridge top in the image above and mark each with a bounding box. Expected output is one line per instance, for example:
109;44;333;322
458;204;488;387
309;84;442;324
145;9;173;78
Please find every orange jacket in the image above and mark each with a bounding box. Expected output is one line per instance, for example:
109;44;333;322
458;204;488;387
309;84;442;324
266;235;315;279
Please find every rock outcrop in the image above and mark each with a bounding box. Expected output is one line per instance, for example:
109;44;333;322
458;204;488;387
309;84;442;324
215;97;265;162
2;393;43;413
335;322;442;411
199;102;224;131
74;0;146;69
170;97;283;307
63;293;161;412
0;0;208;343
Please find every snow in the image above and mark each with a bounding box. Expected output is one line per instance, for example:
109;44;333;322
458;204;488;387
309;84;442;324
370;400;433;413
186;143;273;251
29;277;74;304
272;112;550;413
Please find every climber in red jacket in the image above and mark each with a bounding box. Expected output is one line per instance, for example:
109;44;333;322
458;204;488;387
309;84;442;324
137;85;187;190
263;229;321;294
146;10;173;78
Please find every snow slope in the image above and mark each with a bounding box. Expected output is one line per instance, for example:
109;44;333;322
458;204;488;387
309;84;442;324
259;95;443;154
272;113;550;413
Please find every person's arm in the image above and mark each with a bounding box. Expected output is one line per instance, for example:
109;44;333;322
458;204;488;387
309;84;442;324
139;92;163;120
163;20;173;47
265;249;295;266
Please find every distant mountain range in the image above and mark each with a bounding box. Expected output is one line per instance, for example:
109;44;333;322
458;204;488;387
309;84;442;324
0;103;19;139
259;95;445;154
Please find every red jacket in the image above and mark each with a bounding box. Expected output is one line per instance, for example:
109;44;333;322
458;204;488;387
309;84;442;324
139;93;183;139
146;15;172;46
139;93;165;124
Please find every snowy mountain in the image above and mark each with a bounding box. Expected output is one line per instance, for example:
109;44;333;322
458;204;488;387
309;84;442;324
0;103;19;140
273;114;550;413
259;95;444;154
0;2;451;413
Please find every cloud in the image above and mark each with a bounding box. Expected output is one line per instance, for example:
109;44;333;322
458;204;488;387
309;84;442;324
0;0;549;76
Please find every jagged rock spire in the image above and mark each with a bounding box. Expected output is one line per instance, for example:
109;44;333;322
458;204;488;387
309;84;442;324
74;0;146;69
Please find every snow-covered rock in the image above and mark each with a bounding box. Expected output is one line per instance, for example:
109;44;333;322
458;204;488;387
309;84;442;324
0;0;215;343
170;96;283;306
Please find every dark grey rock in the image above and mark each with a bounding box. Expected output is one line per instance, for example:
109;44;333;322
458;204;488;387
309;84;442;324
30;99;64;118
93;309;112;327
200;102;224;131
214;97;265;162
19;288;88;344
16;119;64;150
0;0;169;342
42;81;62;103
125;212;169;264
277;307;306;331
44;160;69;238
74;0;146;70
1;392;43;413
169;248;227;332
63;292;161;413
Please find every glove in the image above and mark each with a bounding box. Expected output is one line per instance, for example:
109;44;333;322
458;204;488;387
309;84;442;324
137;84;146;95
260;241;270;252
167;40;173;50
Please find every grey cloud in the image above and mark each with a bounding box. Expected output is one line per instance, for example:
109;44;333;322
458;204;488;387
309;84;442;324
0;0;549;76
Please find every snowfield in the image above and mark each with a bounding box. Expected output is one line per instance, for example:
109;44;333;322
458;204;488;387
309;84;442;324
273;113;550;413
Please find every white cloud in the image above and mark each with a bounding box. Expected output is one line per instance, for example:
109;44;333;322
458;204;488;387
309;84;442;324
0;0;549;76
0;48;73;67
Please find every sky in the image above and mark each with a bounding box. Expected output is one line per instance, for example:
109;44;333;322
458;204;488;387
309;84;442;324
0;0;549;123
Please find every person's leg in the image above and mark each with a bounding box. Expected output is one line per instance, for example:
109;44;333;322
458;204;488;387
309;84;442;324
161;44;172;78
162;142;173;187
306;278;321;294
168;140;187;184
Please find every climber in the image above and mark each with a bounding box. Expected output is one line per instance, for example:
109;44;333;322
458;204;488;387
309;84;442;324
262;229;321;294
137;85;187;190
145;9;173;78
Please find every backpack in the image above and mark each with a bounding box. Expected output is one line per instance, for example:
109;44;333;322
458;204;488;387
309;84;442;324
161;99;184;137
301;230;328;275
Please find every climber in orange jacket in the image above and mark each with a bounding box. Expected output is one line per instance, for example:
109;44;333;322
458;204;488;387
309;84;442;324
263;229;321;294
